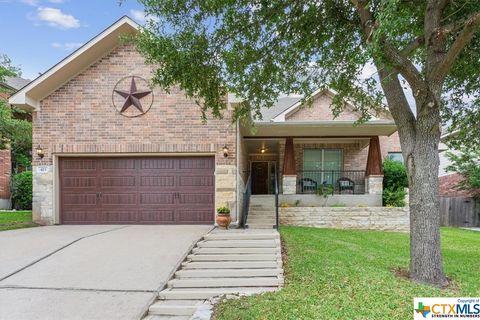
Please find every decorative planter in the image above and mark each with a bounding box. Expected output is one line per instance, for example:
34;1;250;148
216;213;232;229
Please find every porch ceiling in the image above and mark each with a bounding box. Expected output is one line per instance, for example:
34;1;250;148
245;120;397;138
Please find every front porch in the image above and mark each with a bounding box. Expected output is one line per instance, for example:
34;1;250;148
243;133;386;206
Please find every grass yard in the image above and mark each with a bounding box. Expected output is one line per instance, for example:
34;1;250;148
0;211;36;231
214;227;480;320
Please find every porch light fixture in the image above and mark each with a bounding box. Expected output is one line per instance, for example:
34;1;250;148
36;145;45;159
222;145;229;158
260;147;266;153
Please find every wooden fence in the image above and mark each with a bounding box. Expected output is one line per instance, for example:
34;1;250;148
439;197;480;227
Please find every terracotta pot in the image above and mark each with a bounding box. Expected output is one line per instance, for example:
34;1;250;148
216;213;231;229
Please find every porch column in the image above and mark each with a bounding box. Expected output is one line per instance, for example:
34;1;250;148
365;136;383;195
282;137;296;194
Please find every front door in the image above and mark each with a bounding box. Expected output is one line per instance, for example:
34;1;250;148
251;161;269;194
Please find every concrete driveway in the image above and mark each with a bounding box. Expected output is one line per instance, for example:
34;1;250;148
0;225;211;320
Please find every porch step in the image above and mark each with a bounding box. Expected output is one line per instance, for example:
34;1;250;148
196;240;277;248
187;254;278;261
158;287;278;300
182;261;279;269
175;268;282;278
246;217;276;223
148;300;203;316
168;277;282;288
192;247;279;254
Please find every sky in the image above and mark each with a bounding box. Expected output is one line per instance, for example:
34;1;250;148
0;0;153;80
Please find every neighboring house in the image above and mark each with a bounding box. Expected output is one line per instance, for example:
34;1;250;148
9;16;402;226
0;75;30;209
438;130;472;197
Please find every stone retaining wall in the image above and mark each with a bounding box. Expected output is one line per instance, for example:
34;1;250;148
280;207;409;231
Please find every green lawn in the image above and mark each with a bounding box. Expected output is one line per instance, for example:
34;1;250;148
214;227;480;320
0;211;37;231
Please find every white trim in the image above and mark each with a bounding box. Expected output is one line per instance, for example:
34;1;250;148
9;16;139;110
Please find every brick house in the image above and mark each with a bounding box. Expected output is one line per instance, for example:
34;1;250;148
0;76;30;209
10;17;402;226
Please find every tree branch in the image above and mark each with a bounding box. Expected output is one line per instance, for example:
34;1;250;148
433;11;480;82
351;0;426;91
400;36;425;57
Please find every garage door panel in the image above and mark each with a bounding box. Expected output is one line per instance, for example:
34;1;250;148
102;193;137;205
62;176;97;189
61;159;97;171
138;210;175;223
101;176;136;187
62;210;99;224
101;158;136;170
63;193;97;206
178;176;214;187
140;176;175;187
177;210;213;224
102;210;138;223
179;193;214;205
140;193;175;205
179;158;214;170
140;158;175;170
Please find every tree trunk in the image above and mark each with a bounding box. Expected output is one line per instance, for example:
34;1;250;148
405;98;448;287
376;67;447;287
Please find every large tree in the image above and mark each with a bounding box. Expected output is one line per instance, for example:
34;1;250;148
133;0;480;286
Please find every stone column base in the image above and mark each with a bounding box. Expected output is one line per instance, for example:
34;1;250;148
366;175;383;195
282;175;297;194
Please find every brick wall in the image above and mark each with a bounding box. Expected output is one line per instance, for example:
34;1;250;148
0;149;11;200
32;44;237;224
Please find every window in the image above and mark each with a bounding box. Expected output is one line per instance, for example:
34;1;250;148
302;149;343;188
387;152;404;164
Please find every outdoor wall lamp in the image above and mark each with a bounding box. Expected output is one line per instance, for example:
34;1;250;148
36;145;45;159
222;145;229;158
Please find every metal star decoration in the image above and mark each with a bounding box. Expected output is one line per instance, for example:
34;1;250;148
114;76;152;113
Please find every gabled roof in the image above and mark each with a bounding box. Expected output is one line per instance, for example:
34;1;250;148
270;88;388;122
9;16;139;111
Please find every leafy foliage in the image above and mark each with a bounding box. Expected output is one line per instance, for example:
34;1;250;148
11;171;32;210
0;55;32;172
383;158;408;207
446;148;480;198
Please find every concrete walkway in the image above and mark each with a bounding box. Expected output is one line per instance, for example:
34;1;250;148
145;228;284;319
0;225;211;320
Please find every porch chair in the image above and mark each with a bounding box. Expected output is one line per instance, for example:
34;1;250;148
298;178;318;193
337;177;355;194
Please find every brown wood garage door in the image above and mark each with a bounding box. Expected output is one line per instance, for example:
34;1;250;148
59;157;215;224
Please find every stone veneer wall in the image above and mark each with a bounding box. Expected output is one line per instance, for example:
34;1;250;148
280;207;409;231
32;44;237;225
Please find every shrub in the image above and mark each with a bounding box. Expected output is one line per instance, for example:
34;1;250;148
383;159;408;207
216;206;230;214
11;171;32;210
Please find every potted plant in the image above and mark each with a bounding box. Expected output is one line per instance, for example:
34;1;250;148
216;206;231;229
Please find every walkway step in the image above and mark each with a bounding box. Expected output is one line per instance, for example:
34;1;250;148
197;240;277;248
182;261;279;269
148;300;202;316
158;287;277;300
204;233;278;240
247;224;275;229
187;254;278;261
193;247;279;254
175;268;283;278
168;277;281;288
